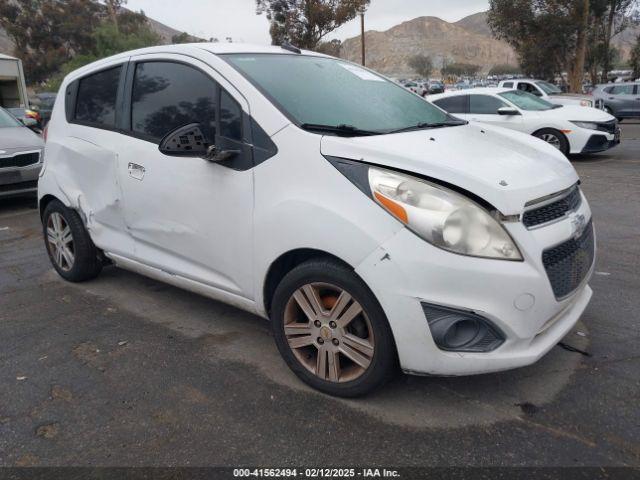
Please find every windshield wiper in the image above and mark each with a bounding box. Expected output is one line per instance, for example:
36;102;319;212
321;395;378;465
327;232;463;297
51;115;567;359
299;123;380;137
386;119;467;134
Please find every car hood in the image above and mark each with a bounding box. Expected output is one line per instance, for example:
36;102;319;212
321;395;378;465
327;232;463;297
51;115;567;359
320;123;578;215
0;127;43;150
535;105;615;122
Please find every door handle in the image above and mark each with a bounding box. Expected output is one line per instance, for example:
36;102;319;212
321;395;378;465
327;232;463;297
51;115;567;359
128;162;145;181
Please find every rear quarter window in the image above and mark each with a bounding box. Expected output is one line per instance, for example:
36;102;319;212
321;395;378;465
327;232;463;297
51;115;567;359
74;66;122;128
433;95;469;114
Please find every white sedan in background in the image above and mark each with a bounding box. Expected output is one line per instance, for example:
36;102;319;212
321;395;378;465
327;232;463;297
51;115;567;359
430;88;620;156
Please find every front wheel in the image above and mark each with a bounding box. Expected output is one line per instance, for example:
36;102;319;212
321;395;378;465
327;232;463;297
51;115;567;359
533;128;570;156
271;259;397;397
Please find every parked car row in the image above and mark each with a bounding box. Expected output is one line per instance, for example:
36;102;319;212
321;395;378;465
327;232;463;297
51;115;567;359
430;88;620;156
0;107;44;198
35;44;598;397
591;82;640;121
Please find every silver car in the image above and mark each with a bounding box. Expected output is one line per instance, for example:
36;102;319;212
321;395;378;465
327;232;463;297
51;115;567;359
592;83;640;121
0;107;44;198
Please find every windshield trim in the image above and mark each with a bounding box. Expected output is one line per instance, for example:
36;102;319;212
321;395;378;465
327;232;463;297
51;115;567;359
219;52;451;136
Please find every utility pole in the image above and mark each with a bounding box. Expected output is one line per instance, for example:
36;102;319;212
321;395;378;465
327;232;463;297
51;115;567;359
360;5;366;66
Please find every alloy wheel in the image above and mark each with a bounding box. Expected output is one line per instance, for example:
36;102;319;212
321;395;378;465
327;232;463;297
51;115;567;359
540;133;562;150
46;212;75;272
283;283;375;383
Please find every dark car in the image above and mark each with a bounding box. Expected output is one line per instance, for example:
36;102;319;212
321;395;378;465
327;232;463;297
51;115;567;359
428;81;445;95
592;83;640;121
0;107;44;197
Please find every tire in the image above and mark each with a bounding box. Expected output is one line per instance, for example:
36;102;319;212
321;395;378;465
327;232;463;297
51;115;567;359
271;258;397;397
42;200;102;282
533;128;570;156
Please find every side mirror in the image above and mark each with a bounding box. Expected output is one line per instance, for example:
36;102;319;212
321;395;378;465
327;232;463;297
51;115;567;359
497;107;521;116
159;123;210;158
158;123;241;163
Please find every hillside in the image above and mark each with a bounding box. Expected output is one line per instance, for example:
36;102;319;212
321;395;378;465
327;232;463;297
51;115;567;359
0;12;187;57
340;11;639;77
340;15;517;77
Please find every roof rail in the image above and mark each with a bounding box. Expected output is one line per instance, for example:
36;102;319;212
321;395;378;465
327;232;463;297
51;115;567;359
281;42;301;54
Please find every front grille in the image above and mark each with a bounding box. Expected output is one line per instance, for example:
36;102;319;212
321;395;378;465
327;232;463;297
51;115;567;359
596;120;617;134
0;152;40;169
542;220;595;299
523;187;582;228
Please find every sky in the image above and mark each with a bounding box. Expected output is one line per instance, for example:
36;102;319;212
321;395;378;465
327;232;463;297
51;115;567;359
126;0;491;44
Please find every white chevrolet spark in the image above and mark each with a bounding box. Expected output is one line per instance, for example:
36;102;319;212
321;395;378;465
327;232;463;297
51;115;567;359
39;44;595;397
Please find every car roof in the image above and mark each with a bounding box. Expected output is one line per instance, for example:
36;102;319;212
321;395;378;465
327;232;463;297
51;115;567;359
65;43;328;82
429;87;511;101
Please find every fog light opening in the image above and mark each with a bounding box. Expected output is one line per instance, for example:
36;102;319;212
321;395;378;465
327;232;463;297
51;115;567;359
422;303;505;353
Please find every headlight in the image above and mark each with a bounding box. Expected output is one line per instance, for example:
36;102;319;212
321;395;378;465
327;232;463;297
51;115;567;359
580;100;593;107
571;121;599;130
368;167;522;260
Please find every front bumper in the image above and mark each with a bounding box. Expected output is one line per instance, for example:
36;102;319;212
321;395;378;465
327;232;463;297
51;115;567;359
0;164;41;197
355;194;594;376
580;131;621;154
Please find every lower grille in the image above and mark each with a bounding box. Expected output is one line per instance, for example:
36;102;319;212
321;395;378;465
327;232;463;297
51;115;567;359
542;220;595;299
523;186;582;228
0;180;38;193
0;152;40;169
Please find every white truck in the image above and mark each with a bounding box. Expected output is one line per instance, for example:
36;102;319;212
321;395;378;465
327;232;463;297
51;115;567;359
0;53;29;109
498;79;603;109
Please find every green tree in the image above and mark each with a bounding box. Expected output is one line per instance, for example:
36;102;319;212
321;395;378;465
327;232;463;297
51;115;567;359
591;0;639;81
256;0;370;49
488;0;589;87
315;38;342;56
43;11;161;90
631;34;640;78
408;54;434;78
441;63;481;77
0;0;101;83
489;64;522;76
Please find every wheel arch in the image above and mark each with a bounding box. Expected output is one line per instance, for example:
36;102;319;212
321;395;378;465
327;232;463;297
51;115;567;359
39;194;63;221
262;248;354;317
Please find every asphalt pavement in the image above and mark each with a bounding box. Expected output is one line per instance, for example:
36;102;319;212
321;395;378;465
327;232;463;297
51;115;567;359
0;122;639;467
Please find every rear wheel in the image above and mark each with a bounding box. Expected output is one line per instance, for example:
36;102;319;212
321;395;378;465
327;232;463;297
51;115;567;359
271;259;397;397
43;200;102;282
534;128;570;156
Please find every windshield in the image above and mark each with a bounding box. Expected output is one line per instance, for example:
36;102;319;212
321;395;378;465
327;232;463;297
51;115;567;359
536;81;562;95
499;90;556;111
224;54;450;134
0;108;22;128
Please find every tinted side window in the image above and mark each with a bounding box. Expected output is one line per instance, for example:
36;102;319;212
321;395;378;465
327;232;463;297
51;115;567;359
433;95;468;114
611;85;634;95
220;90;242;141
503;82;513;88
469;95;508;114
131;62;217;142
75;66;122;127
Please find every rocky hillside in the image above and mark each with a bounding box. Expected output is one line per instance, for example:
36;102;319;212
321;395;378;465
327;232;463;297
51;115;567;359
340;15;516;77
341;11;640;77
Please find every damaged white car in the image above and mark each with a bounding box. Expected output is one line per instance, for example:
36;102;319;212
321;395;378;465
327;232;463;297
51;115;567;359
39;44;595;397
